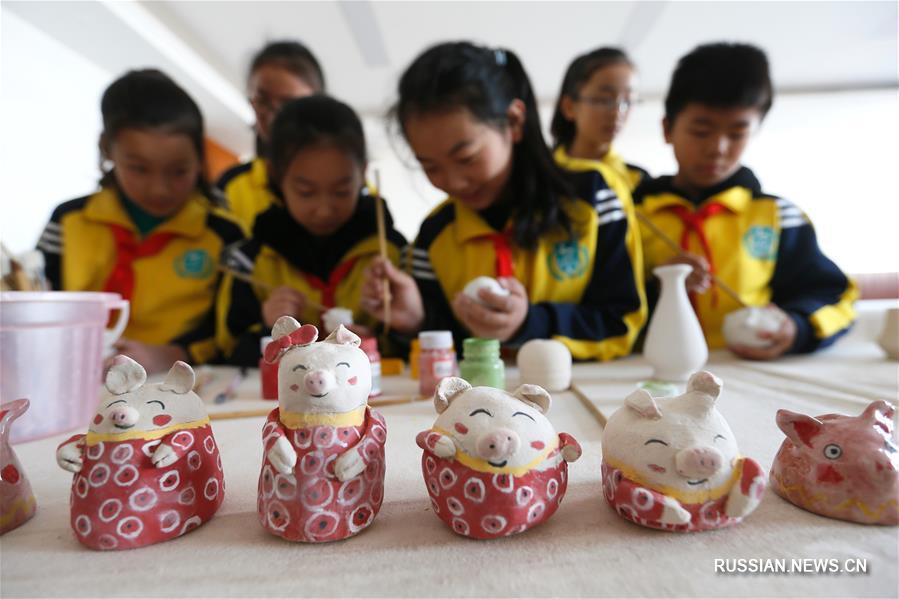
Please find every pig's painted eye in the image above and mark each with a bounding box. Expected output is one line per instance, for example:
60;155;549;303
823;444;842;460
336;362;350;369
713;434;726;443
292;364;308;372
644;438;668;446
512;411;535;422
146;400;165;410
105;399;127;409
469;409;493;417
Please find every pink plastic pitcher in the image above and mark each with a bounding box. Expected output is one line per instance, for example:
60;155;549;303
0;292;129;443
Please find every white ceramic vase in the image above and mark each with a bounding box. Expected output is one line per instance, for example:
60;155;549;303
644;264;708;382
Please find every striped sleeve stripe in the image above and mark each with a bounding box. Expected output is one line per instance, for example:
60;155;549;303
595;188;618;202
411;258;433;270
225;247;254;273
411;248;429;258
43;222;61;232
780;217;808;229
412;269;438;281
40;230;62;244
596;200;623;216
37;240;61;254
597;209;627;226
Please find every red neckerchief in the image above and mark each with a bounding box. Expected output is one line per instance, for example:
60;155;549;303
102;224;177;300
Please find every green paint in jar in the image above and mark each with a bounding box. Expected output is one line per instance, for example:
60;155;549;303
459;338;505;389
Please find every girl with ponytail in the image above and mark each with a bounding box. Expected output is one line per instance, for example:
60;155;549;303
361;42;646;361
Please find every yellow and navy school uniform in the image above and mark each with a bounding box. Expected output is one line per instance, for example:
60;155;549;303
553;146;648;196
633;166;858;352
410;176;646;361
217;188;407;366
36;187;244;363
216;157;279;234
602;147;649;193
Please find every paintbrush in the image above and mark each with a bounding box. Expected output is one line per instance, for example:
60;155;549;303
373;170;392;333
635;210;747;308
216;265;327;313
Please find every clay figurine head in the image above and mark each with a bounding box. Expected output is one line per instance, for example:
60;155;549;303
771;400;898;525
601;371;766;531
723;306;787;348
267;316;372;414
416;377;581;539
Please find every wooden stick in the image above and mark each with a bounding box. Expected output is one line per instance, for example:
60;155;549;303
216;265;327;312
373;170;392;333
569;383;607;428
209;395;421;421
635;211;748;308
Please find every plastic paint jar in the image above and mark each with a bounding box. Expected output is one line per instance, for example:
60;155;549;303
418;331;456;397
459;338;504;389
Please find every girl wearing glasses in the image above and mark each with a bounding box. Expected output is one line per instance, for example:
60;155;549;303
216;41;325;233
551;47;648;194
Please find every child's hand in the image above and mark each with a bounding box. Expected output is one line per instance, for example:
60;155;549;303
262;286;307;328
451;277;528;342
728;305;796;360
663;254;711;294
360;257;424;335
108;340;188;375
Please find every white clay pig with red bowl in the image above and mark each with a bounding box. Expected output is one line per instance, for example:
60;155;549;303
417;377;581;539
56;357;223;550
601;371;766;532
771;400;898;525
258;316;386;542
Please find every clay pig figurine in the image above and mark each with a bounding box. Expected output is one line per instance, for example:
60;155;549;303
258;316;386;542
771;400;898;525
56;357;223;550
1;399;37;534
601;371;766;532
416;377;581;539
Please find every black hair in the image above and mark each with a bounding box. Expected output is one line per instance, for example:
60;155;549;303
99;69;211;197
392;41;572;250
250;40;326;93
269;95;366;185
550;47;634;148
665;42;773;124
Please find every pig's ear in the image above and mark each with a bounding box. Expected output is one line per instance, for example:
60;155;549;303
434;377;471;414
272;315;301;341
512;384;551;414
861;400;895;434
160;361;195;394
324;324;360;347
687;371;722;401
776;409;823;447
105;355;147;395
625;389;662;419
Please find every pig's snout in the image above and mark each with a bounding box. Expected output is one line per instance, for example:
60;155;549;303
108;405;140;429
304;369;336;396
476;429;520;464
675;446;723;480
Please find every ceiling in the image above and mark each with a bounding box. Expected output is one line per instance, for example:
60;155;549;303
6;0;897;155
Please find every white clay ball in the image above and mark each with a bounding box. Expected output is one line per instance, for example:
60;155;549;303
723;306;787;348
517;339;572;392
464;276;510;305
322;307;354;333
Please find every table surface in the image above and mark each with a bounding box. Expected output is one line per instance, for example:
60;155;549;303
3;305;898;598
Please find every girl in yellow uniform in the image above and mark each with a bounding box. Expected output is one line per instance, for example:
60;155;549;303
216;41;325;233
551;47;648;194
361;42;645;361
37;69;244;373
217;95;406;366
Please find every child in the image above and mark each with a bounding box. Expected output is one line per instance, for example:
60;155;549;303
361;42;646;361
217;95;407;366
551;47;648;193
36;69;244;373
216;41;325;233
634;43;857;359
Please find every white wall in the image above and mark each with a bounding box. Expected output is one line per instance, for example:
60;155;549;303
0;10;110;254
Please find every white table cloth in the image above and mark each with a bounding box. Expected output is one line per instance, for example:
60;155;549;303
2;304;897;597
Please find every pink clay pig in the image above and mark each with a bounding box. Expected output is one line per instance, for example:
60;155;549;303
771;400;898;525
